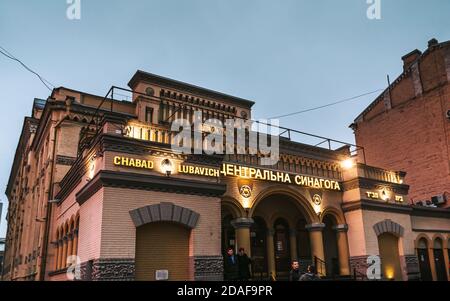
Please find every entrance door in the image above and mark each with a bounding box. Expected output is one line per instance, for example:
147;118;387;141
377;233;402;280
433;249;447;281
417;248;432;281
433;238;448;281
416;238;432;281
222;214;236;253
322;215;339;277
135;222;190;281
273;218;290;277
250;217;267;279
296;219;312;273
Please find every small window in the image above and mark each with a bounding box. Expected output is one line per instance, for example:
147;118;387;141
145;107;154;123
145;87;154;96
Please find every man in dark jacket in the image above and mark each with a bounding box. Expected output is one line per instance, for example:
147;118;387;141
223;247;239;280
237;248;252;280
289;260;301;281
299;265;320;281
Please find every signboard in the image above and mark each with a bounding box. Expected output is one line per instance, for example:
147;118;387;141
113;156;154;169
111;156;341;191
155;269;169;281
366;191;404;203
178;163;341;191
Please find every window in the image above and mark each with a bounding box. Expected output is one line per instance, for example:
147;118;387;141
145;107;154;123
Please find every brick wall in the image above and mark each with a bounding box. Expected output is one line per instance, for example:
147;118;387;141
354;42;450;205
100;187;222;259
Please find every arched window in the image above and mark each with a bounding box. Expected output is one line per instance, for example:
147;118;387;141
417;238;428;249
433;237;443;249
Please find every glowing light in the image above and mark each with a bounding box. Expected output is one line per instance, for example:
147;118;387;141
341;158;355;170
160;159;173;176
385;267;394;280
380;189;390;201
87;158;96;180
241;198;251;209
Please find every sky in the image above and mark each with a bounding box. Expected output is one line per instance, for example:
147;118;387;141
0;0;449;237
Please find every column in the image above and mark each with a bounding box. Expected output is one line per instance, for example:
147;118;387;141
289;229;298;261
306;223;325;276
230;218;253;256
61;236;68;269
428;246;437;281
67;232;73;258
333;224;351;276
72;229;79;256
266;228;276;280
55;241;61;270
57;240;64;270
444;245;450;280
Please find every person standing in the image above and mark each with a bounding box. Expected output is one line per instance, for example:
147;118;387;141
289;260;301;281
237;247;252;280
223;247;239;280
299;265;320;281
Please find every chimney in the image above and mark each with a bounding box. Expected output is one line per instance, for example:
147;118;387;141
428;38;438;48
401;49;422;71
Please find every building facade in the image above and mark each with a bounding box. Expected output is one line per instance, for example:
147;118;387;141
352;38;450;208
3;71;450;281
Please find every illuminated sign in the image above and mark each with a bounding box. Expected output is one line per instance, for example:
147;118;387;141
178;163;341;191
112;156;341;191
113;156;154;169
366;191;404;203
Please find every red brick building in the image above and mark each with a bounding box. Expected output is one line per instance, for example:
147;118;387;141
3;71;449;281
352;38;450;208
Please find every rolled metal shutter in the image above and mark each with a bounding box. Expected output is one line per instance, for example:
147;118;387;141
135;222;190;281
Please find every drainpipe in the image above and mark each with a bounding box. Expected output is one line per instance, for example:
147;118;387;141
39;116;66;281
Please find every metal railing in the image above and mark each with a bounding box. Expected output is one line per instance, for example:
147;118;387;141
314;256;326;277
85;85;366;162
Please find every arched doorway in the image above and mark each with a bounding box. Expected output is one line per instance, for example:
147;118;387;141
221;214;236;253
377;233;402;280
135;222;190;280
130;203;199;281
250;216;267;279
250;192;315;280
433;237;448;281
273;218;291;276
416;237;432;281
322;215;339;277
296;218;311;272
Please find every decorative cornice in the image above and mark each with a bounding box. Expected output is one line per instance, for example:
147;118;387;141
411;205;450;218
305;223;326;231
230;217;254;229
342;199;413;214
412;228;450;233
75;170;227;205
128;70;255;108
333;224;349;232
342;177;409;194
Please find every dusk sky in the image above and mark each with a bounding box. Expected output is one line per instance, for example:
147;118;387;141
1;0;449;237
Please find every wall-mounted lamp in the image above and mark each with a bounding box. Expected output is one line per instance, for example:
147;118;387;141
160;159;173;177
341;158;355;170
380;189;390;202
312;194;322;218
87;157;96;180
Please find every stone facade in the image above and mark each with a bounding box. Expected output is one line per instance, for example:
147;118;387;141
194;256;224;281
80;258;135;281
